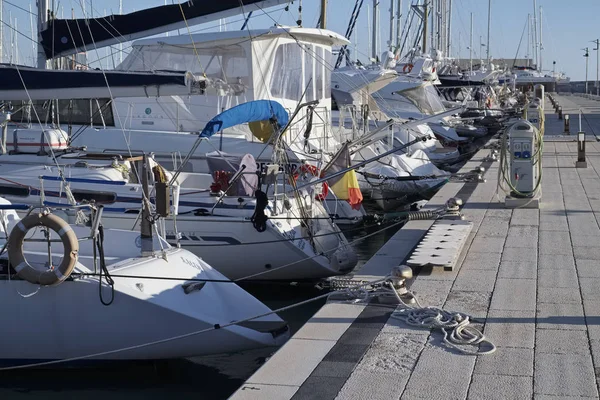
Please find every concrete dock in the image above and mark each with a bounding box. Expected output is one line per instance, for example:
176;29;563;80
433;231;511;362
232;94;600;400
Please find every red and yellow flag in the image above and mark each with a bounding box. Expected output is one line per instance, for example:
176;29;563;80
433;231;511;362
322;143;363;210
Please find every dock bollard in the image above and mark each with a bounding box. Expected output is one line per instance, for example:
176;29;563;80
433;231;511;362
576;131;588;168
558;107;563;120
564;115;570;134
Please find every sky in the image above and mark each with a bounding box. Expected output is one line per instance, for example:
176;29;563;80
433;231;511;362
2;0;600;81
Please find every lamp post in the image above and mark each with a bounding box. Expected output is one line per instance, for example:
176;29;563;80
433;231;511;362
593;39;600;96
584;48;590;94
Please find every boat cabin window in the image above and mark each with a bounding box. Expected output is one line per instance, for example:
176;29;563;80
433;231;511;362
8;99;114;127
270;43;303;101
304;45;315;102
118;44;250;87
271;43;331;102
71;190;117;205
0;184;30;197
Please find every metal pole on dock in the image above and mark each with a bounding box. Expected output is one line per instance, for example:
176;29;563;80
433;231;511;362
584;48;590;94
593;39;600;96
539;6;543;72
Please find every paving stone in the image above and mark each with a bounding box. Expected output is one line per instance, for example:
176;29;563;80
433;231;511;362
460;251;502;270
577;259;600;278
444;291;491;320
409;279;453;307
580;277;600;300
336;370;408;400
539;236;574;255
474;346;533;376
539;219;570;232
536;329;590;354
534;395;600;400
534;353;599;397
453;269;498;292
485;209;513;220
293;376;347;400
538;268;581;289
537;286;582;304
311;361;356;378
505;226;539;248
490;278;536;311
467;374;532;400
234;384;299;400
574;246;600;260
511;209;539;226
501;247;538;263
571;234;600;247
476;220;510;238
537;302;586;331
247;338;336;387
401;345;476;400
356;332;425;375
538;254;576;269
469;237;506;253
483;309;535;348
567;222;600;236
497;261;537;279
295;303;365;341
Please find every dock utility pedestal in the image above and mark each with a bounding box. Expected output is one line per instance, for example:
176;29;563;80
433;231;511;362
499;120;542;209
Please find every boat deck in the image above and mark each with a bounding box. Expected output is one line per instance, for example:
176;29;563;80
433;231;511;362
232;94;600;400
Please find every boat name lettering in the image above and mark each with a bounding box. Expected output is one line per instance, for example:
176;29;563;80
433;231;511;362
256;162;299;174
181;256;204;272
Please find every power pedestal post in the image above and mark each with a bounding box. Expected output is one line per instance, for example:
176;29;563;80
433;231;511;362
504;120;542;209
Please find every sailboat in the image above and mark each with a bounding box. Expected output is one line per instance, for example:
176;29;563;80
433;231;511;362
0;98;358;281
0;185;289;365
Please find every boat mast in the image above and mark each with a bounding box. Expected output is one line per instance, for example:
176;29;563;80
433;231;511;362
319;0;327;29
371;0;379;61
532;0;538;71
422;1;428;54
538;5;543;72
469;12;473;74
447;0;452;57
388;0;395;50
395;0;402;50
119;0;123;64
0;0;3;64
486;0;491;63
37;0;49;69
526;14;530;67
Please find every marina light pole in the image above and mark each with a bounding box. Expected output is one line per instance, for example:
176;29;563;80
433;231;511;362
584;48;590;94
593;39;600;96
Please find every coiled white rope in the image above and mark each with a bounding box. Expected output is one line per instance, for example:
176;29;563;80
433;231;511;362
386;283;496;356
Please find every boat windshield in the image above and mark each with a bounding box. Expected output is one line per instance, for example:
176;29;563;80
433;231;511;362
401;84;445;115
117;43;250;87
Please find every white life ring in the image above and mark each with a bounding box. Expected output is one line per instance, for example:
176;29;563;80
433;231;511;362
8;213;79;286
